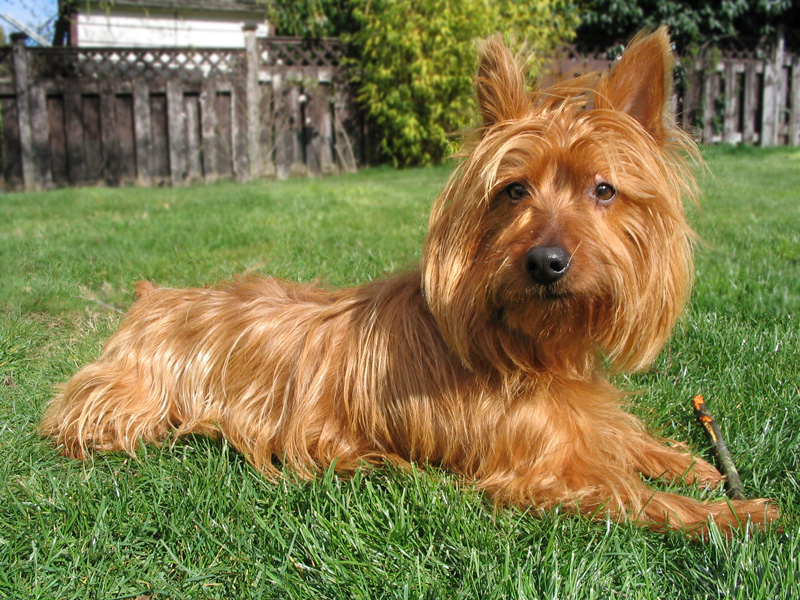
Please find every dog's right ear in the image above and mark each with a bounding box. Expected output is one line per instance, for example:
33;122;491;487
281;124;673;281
594;27;674;143
476;36;528;130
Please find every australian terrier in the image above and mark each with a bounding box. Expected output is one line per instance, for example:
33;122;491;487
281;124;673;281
42;28;777;535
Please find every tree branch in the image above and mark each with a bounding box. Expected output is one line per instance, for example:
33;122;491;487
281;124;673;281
692;395;746;500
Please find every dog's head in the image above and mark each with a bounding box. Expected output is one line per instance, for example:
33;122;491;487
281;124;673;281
422;28;697;375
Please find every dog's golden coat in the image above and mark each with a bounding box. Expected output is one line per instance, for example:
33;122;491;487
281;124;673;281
41;28;777;535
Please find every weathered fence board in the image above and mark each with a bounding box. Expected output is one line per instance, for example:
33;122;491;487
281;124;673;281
791;56;800;146
0;95;23;187
82;94;102;181
149;93;170;181
199;79;218;182
214;91;233;180
743;63;759;145
1;33;362;191
64;81;84;185
10;38;36;190
46;94;66;184
132;80;151;184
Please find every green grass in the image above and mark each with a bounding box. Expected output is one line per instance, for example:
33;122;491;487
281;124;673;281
1;147;798;599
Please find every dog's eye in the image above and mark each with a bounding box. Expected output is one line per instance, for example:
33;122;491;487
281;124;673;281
505;183;528;202
594;182;616;204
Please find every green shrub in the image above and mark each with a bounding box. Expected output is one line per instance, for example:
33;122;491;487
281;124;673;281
349;0;579;167
266;0;357;38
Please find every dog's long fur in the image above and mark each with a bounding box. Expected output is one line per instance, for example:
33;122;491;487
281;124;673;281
41;28;777;535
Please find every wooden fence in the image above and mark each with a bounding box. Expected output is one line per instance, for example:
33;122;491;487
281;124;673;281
546;35;800;147
0;32;363;192
683;37;800;146
1;33;798;192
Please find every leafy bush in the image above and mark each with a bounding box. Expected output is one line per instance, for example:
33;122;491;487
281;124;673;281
577;0;797;52
348;0;579;167
265;0;357;38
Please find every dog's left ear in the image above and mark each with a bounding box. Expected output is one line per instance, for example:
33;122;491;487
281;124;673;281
595;27;674;142
476;35;528;130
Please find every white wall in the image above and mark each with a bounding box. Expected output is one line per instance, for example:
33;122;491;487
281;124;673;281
76;11;269;48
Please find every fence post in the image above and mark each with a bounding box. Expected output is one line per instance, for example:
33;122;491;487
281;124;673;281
199;78;219;182
244;24;261;179
743;62;759;145
133;79;153;185
166;78;187;185
64;80;86;185
100;82;120;185
723;61;738;144
11;34;37;191
762;27;785;147
332;77;358;173
790;55;800;146
272;70;289;180
774;27;788;145
702;62;716;144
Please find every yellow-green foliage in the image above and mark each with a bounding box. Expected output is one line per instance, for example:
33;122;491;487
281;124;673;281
349;0;578;167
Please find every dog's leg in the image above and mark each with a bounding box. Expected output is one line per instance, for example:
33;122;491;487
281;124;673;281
476;455;776;536
634;437;724;487
589;431;776;534
560;450;776;535
473;391;777;535
622;481;778;536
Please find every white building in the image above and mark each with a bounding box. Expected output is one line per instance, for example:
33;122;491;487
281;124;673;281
55;0;271;48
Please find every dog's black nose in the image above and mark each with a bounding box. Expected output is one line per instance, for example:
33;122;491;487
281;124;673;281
525;246;570;285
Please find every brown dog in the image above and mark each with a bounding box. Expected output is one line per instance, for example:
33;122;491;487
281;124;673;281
41;28;777;535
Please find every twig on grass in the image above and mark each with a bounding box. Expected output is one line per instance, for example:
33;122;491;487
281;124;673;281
692;395;746;500
78;294;125;314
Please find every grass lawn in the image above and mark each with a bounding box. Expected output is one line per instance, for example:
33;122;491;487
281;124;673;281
1;146;798;599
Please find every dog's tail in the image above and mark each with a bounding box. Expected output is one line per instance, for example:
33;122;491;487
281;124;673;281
39;284;218;460
135;280;159;300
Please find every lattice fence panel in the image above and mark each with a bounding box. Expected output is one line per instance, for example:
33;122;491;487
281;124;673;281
30;47;247;82
259;39;344;67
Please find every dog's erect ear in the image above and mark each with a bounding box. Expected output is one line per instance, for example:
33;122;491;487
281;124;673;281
476;36;528;130
595;27;674;142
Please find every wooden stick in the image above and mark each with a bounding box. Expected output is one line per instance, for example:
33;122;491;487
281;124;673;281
692;395;746;500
